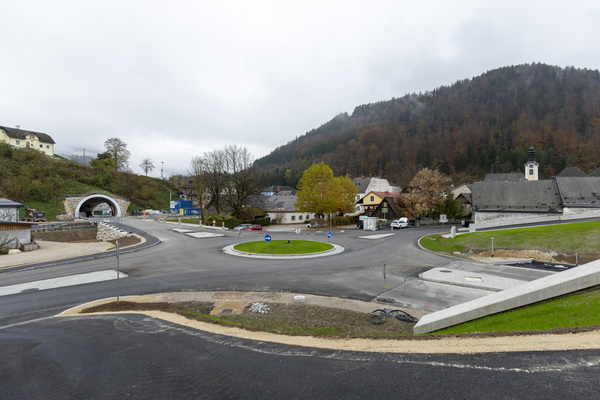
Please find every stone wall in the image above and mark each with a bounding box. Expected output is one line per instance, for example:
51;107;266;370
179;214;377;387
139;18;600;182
96;223;129;241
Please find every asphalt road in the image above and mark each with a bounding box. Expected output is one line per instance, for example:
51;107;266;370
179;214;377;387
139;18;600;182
1;219;598;398
1;315;598;399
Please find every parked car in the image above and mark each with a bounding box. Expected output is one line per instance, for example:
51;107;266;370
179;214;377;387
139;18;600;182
234;224;253;230
243;224;263;231
390;217;409;229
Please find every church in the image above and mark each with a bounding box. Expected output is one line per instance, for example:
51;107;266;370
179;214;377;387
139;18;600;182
471;147;600;228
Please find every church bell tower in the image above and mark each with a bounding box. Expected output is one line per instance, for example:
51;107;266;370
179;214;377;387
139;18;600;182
525;146;539;181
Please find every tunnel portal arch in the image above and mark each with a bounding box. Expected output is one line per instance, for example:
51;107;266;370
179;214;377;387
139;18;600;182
75;194;123;218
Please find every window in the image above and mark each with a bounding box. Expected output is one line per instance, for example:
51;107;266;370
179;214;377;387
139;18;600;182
39;144;43;148
299;215;303;220
46;145;50;149
15;140;20;145
291;216;296;221
529;168;534;175
306;215;310;220
370;195;375;202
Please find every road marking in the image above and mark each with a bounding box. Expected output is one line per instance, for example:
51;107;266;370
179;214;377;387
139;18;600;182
358;233;395;240
172;228;224;238
186;232;225;238
0;271;128;297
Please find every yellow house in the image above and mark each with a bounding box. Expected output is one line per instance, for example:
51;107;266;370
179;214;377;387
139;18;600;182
0;125;55;156
356;191;402;214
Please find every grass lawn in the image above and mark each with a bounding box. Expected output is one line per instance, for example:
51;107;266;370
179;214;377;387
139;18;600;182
434;287;600;334
234;240;333;254
420;221;600;255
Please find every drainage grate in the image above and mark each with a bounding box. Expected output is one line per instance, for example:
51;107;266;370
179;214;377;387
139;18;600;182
220;309;234;314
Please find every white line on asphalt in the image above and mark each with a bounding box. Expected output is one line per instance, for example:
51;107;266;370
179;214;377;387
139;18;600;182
0;271;128;297
186;232;225;238
358;233;396;240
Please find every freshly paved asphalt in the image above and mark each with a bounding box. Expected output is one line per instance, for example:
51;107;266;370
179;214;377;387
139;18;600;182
1;218;598;398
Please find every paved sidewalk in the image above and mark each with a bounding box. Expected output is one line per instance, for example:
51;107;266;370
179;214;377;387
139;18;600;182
0;241;113;269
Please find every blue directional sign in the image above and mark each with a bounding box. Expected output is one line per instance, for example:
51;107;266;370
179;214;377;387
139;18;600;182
264;234;272;242
327;231;331;238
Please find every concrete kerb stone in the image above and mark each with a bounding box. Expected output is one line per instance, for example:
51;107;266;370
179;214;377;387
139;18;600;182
413;259;600;334
222;243;344;259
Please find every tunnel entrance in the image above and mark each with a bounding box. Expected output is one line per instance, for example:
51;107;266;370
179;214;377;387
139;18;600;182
75;194;123;218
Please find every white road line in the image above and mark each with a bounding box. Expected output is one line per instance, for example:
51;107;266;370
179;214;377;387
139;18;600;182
358;233;395;240
0;271;128;297
186;232;225;238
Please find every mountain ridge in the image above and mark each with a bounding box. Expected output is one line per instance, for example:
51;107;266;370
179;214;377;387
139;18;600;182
255;63;600;187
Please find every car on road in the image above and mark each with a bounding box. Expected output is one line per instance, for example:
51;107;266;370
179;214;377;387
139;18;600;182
234;224;253;230
243;224;263;231
390;217;409;229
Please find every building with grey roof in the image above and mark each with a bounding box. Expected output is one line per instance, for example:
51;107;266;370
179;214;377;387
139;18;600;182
556;167;588;178
258;193;315;224
0;125;56;156
472;170;600;226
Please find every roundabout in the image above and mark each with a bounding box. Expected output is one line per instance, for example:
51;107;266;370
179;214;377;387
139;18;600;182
223;240;344;259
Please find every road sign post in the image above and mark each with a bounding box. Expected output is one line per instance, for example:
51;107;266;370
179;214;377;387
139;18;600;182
265;234;272;253
116;240;120;303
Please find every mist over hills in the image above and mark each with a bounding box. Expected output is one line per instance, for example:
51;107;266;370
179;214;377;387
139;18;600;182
255;63;600;187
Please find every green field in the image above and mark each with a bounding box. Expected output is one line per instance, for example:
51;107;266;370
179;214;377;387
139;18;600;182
434;287;600;334
234;240;333;255
420;221;600;255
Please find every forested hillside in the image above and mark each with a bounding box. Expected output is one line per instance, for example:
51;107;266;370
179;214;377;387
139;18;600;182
0;143;179;217
256;63;600;187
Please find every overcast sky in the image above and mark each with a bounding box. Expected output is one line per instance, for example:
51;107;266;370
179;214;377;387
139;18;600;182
2;1;600;177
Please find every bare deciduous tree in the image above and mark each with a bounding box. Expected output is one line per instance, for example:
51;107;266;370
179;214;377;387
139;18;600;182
140;157;155;176
222;145;260;219
189;155;208;220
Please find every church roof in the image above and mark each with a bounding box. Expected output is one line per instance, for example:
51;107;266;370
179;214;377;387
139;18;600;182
471;180;562;213
590;167;600;177
556;167;588;178
555;177;600;207
483;173;526;183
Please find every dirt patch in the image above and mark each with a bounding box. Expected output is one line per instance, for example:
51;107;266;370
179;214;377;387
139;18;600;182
106;235;142;250
33;228;98;243
474;249;600;264
83;301;417;337
72;297;600;353
83;301;214;315
32;229;142;249
81;301;600;339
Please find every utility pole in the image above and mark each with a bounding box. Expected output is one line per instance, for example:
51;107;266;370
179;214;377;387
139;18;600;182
161;161;164;180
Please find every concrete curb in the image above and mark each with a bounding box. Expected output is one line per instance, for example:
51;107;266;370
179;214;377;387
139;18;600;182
222;243;344;259
414;259;600;334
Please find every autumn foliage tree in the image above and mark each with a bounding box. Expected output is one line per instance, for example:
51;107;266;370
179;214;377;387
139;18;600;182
104;137;131;172
400;167;451;218
295;162;357;218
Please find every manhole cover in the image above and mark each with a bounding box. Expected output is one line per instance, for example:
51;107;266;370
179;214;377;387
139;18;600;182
220;309;234;314
439;270;452;273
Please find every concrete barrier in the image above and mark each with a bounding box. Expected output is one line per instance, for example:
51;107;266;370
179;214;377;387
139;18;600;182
413;259;600;334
